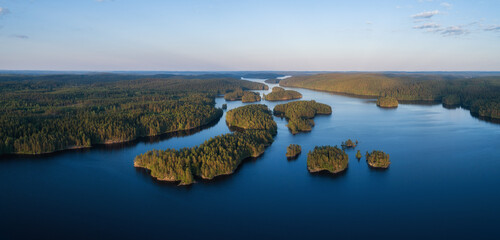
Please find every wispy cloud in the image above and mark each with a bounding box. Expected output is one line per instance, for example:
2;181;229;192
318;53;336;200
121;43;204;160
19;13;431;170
484;25;500;32
440;26;469;36
412;10;439;19
0;7;11;16
441;2;452;8
11;35;29;39
413;23;440;29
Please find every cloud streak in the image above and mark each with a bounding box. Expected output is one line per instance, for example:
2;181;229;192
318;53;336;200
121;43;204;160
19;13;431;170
484;25;500;32
413;23;440;29
440;26;469;36
412;10;439;19
11;35;29;39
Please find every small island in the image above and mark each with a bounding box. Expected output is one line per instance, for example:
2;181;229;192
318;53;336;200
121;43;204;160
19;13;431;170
135;104;277;185
366;150;391;168
273;100;332;134
307;146;349;174
264;87;302;101
376;96;399;108
222;104;227;110
242;91;261;103
286;144;302;159
356;150;362;160
341;139;358;149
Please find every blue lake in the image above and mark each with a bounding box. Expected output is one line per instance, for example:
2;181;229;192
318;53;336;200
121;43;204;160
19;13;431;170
1;79;499;239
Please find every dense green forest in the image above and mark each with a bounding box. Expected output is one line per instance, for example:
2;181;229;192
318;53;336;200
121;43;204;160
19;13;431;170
242;92;261;103
280;73;500;119
226;104;277;134
263;87;302;101
307;146;349;174
376;97;398;108
366;150;391;168
286;144;301;158
134;105;277;185
273;100;332;134
0;74;267;155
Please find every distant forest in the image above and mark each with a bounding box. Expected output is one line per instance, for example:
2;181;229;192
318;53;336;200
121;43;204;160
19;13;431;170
280;73;500;119
0;74;267;155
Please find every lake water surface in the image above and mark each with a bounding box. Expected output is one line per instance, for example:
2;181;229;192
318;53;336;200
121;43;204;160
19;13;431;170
1;79;499;239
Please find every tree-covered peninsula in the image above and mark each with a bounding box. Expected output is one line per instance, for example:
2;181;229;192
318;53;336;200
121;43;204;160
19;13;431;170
307;146;349;174
0;74;267;155
366;150;391;168
286;144;301;158
134;104;277;185
263;87;302;101
280;73;500;120
273;100;332;134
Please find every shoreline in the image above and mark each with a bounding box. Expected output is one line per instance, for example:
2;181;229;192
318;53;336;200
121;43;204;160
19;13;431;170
1;114;223;158
280;85;499;121
134;143;269;186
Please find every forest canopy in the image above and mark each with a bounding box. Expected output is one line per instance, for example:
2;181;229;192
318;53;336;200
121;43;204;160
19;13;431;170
307;146;349;174
242;91;262;103
286;144;302;158
366;150;391;168
0;74;267;155
226;104;277;135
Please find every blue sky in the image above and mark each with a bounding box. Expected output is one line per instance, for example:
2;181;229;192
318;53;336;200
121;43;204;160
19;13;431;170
0;0;499;71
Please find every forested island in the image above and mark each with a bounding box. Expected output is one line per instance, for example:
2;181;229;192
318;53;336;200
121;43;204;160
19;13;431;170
356;150;362;160
224;90;262;103
286;144;301;158
280;73;500;120
0;74;267;155
307;146;349;174
242;92;261;103
341;139;358;149
376;97;398;108
224;89;245;101
226;104;277;134
263;87;302;101
366;150;391;168
273;100;332;134
134;104;277;185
